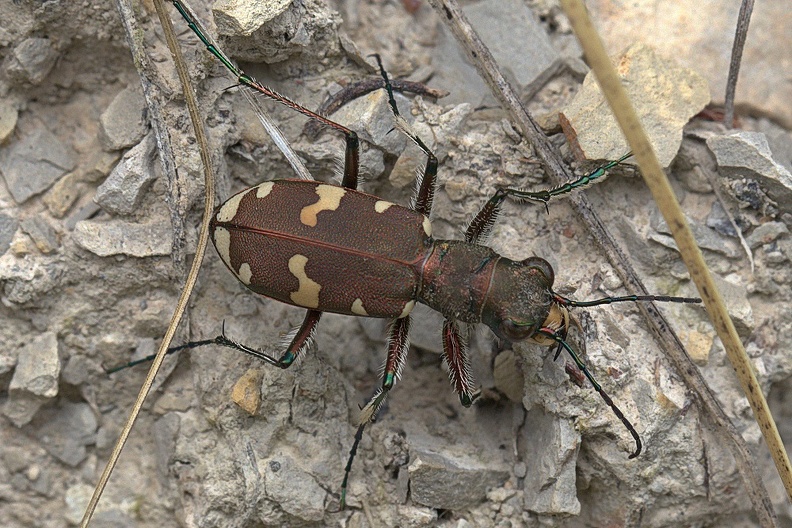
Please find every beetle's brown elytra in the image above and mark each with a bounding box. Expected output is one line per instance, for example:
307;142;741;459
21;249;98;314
210;179;431;320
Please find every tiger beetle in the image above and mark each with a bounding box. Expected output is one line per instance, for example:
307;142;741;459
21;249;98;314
124;0;702;508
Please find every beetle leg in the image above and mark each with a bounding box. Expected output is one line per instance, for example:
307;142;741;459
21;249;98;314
171;1;360;190
208;311;323;369
339;316;410;508
442;319;480;407
464;154;635;244
372;54;438;217
465;188;508;244
276;309;323;368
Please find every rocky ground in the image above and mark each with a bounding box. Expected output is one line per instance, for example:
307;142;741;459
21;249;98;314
1;0;791;527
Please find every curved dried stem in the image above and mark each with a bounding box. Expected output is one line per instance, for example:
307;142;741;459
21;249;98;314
80;0;216;525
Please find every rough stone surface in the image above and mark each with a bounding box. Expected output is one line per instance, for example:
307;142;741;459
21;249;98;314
0;99;18;143
19;216;59;254
0;212;18;256
408;443;510;511
1;1;791;528
0;128;76;203
72;220;173;257
432;0;562;107
521;408;581;515
33;402;98;467
560;43;710;165
214;0;341;63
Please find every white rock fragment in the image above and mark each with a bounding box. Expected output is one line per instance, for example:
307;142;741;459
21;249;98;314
3;332;60;427
560;43;710;166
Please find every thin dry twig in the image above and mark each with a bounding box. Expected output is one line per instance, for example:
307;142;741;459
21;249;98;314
724;0;755;129
426;0;782;524
79;0;216;525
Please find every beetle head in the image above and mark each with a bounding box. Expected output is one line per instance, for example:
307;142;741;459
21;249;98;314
482;256;568;344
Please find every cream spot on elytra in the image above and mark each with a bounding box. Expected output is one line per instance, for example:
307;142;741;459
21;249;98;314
374;200;393;213
422;217;432;237
256;181;274;199
238;263;252;285
216;189;250;223
351;298;368;316
398;300;415;318
288;254;321;308
299;185;345;227
213;227;232;266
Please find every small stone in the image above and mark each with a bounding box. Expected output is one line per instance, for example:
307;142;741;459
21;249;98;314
99;85;148;151
95;134;157;215
9;332;60;398
42;171;85;218
214;0;292;36
0;128;76;203
231;367;263;415
0;99;18;143
20;217;59;254
0;212;18;256
213;0;340;63
713;275;754;337
707;131;792;208
3;332;60;427
560;43;710;165
586;1;792;127
444;179;468;202
706;201;738;238
679;329;715;365
84;150;124;184
72;219;173;257
34;402;98;467
395;505;437;525
5;38;59;85
757;119;792;174
0;353;15;376
60;354;91;386
65;201;102;231
408;447;509;510
64;483;97;525
746;222;788;249
650;210;740;259
520;408;581;515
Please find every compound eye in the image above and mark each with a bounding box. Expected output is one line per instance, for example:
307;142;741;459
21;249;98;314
499;319;536;341
522;256;554;286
